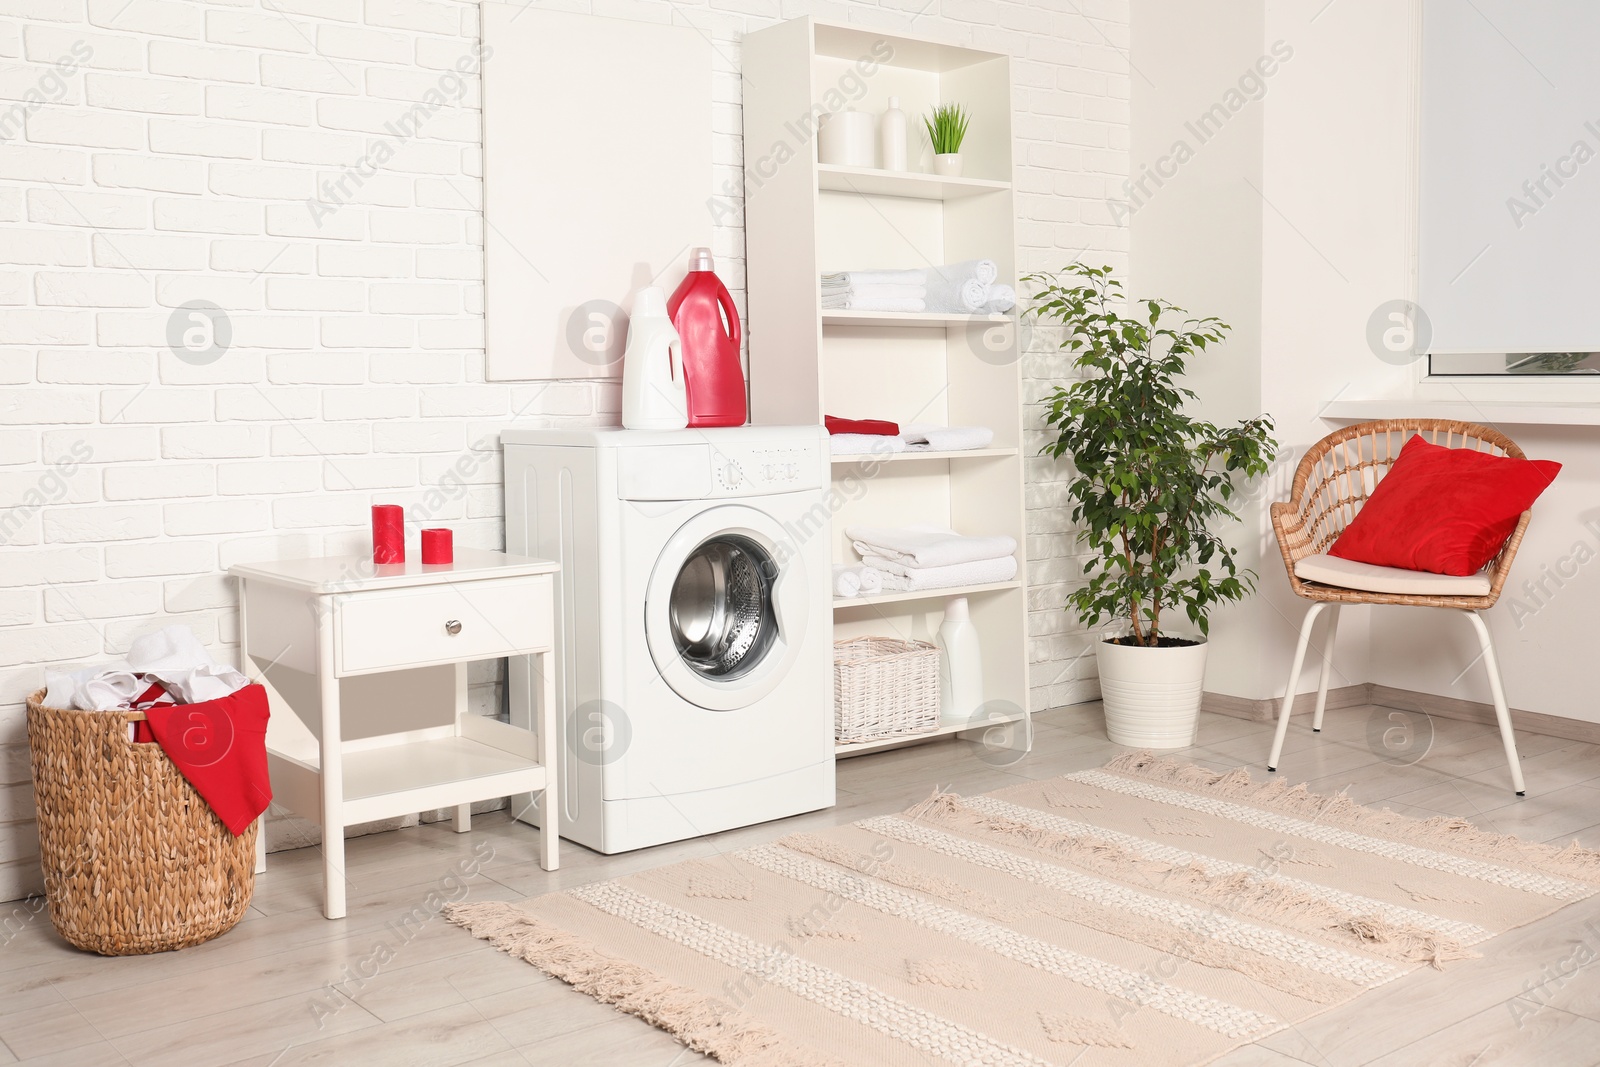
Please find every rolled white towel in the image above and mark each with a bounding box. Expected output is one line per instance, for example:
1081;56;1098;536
830;433;906;456
822;269;927;287
847;523;1018;569
980;284;1016;313
960;259;1000;287
923;271;987;313
901;425;994;452
861;554;1018;591
832;563;884;598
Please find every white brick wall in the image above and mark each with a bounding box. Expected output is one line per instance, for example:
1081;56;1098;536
0;0;1127;901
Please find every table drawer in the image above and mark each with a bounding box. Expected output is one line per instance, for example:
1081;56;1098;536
336;576;552;675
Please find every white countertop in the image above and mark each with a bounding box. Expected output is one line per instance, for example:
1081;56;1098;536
229;548;558;594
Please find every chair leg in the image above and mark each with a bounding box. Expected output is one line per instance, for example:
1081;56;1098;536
1269;602;1327;772
1463;610;1526;796
1312;604;1341;733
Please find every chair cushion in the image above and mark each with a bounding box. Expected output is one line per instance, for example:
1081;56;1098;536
1294;552;1492;596
1327;434;1559;576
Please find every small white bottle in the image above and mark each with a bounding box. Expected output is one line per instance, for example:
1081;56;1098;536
936;597;983;726
879;96;907;172
620;286;687;430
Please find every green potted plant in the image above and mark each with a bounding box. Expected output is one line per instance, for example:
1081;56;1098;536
923;103;970;177
1025;264;1277;748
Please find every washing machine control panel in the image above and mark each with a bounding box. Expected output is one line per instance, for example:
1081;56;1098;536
614;433;825;500
707;444;820;496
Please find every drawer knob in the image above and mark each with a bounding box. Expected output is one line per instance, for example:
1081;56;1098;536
444;620;462;635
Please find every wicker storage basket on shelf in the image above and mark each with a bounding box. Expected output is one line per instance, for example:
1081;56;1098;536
833;637;941;745
25;689;257;956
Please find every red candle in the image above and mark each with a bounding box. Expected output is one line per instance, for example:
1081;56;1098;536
371;504;405;564
421;527;453;565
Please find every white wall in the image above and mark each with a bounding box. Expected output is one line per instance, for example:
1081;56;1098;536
1127;0;1275;696
1136;0;1600;726
0;0;1129;900
1250;0;1413;702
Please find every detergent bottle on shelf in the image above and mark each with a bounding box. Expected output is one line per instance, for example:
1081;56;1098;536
620;286;688;430
937;596;984;726
667;248;747;427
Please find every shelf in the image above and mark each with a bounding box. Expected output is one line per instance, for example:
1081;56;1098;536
833;579;1021;610
821;309;1012;328
817;164;1010;201
339;735;546;824
831;447;1019;464
1320;398;1600;427
813;22;1000;73
834;706;1029;757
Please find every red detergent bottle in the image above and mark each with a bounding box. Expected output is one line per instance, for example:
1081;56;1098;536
667;247;746;427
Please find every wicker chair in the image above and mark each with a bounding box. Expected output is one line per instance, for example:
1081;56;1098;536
1268;419;1532;795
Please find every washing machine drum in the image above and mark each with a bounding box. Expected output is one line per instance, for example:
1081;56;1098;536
644;506;813;712
667;536;776;680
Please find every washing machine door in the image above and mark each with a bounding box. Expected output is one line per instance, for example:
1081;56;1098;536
644;505;810;712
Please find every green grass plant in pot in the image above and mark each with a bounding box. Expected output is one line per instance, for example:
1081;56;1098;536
1025;264;1277;748
924;103;970;177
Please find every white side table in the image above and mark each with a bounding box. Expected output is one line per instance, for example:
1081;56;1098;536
231;549;561;919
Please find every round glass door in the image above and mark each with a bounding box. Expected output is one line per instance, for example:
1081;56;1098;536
644;506;811;712
667;535;777;681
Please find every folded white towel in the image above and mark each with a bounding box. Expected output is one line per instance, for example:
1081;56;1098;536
860;553;1018;591
41;624;249;711
822;269;927;287
821;295;927;312
825;282;927;300
832;564;884;598
901;425;995;452
980;284;1016;313
848;523;1018;569
830;433;906;456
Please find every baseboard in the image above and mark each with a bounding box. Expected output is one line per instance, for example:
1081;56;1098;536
1201;685;1371;723
1203;683;1600;744
1364;684;1600;746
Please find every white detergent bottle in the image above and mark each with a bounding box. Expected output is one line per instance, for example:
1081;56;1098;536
620;286;688;430
880;96;908;172
936;596;984;726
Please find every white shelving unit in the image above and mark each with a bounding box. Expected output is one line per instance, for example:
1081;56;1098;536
743;18;1030;759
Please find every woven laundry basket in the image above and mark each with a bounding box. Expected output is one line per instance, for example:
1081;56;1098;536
25;689;257;955
833;637;941;744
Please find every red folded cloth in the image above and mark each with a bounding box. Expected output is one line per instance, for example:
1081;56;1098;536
142;683;272;836
825;415;900;436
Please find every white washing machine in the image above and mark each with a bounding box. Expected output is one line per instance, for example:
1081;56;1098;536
502;426;835;853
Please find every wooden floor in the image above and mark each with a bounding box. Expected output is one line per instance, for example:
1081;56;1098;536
3;702;1600;1066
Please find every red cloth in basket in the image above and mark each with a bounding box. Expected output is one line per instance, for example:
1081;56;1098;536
141;683;272;836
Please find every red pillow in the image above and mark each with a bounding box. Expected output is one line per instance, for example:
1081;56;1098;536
1328;435;1559;576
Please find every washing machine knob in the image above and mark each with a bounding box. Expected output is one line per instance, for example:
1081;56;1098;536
722;461;743;487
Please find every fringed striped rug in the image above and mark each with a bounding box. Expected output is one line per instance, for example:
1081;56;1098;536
447;754;1600;1066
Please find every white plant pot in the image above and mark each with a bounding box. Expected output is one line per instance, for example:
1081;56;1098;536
1095;634;1208;749
932;152;963;176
